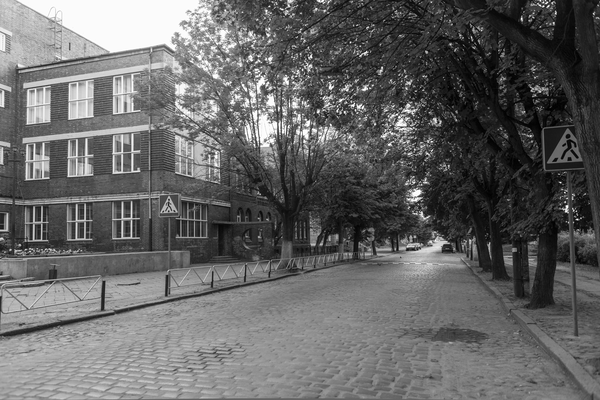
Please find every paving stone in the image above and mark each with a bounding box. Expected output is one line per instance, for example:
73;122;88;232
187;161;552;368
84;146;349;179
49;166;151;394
0;252;589;399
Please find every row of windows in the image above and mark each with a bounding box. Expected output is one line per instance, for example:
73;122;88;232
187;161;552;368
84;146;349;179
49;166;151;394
175;136;221;183
26;74;140;125
15;201;209;242
20;133;140;180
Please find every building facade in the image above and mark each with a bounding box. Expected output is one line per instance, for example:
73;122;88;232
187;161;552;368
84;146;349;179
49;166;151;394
0;0;306;263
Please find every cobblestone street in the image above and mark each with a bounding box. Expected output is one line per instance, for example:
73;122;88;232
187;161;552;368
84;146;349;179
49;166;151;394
0;250;585;399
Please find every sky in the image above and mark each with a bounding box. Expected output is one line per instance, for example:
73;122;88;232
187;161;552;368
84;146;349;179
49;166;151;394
18;0;200;52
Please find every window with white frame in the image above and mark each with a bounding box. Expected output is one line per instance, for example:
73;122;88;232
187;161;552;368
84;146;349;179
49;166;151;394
113;74;139;114
25;206;48;241
113;133;140;173
112;200;140;239
175;136;193;176
0;146;4;166
177;202;208;238
0;32;6;52
25;142;50;180
0;212;8;231
69;80;94;119
26;87;51;124
0;89;4;108
67;203;92;240
68;138;93;176
206;150;220;183
236;208;243;222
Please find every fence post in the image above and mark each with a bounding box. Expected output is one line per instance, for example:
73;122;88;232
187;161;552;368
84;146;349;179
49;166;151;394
244;263;247;283
100;280;106;311
268;260;272;278
0;293;2;331
165;274;170;297
211;270;214;288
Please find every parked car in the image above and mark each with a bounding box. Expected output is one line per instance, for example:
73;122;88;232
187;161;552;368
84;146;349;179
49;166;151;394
426;241;433;246
441;244;454;253
406;243;419;251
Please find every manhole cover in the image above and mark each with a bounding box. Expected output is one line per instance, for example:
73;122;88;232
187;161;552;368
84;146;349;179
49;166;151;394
432;327;488;343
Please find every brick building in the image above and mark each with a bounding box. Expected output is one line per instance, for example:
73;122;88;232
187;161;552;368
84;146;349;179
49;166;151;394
0;0;313;263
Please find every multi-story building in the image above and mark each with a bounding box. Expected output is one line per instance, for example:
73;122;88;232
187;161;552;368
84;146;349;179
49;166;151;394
0;0;311;263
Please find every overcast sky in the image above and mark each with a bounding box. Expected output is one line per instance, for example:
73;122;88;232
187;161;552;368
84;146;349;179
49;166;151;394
18;0;199;52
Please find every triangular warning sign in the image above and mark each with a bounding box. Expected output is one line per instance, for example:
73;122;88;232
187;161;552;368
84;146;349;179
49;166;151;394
547;128;582;164
160;196;178;214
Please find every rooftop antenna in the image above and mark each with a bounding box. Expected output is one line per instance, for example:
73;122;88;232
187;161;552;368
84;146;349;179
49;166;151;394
48;7;63;61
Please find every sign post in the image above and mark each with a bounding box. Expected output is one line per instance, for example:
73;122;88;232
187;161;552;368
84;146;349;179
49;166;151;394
159;194;181;270
542;125;584;336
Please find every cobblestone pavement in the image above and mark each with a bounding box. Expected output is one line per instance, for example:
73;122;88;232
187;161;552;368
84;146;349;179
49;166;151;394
0;248;586;399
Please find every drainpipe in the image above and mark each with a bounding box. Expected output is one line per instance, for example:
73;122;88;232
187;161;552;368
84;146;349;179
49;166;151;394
148;47;153;251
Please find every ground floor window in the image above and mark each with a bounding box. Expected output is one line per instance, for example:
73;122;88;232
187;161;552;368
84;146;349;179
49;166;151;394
178;202;208;238
112;200;140;239
67;203;92;240
0;212;7;231
25;205;48;241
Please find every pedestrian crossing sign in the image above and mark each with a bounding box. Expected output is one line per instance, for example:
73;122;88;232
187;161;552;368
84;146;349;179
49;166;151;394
542;125;585;171
159;194;180;217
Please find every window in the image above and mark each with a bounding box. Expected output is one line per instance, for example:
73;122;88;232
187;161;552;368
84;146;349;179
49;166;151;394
67;203;92;240
68;138;93;176
175;136;193;176
0;32;5;52
177;202;208;238
113;133;140;173
26;87;51;124
25;206;48;241
25;143;50;180
236;208;243;222
113;74;139;114
257;211;263;240
112;200;140;239
244;209;251;240
0;89;4;108
0;212;8;231
69;80;93;119
206;150;220;183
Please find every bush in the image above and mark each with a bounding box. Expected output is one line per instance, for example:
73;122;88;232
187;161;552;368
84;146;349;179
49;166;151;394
556;232;597;266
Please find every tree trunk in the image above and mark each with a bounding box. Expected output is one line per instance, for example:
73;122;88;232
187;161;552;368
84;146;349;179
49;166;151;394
372;240;377;256
487;201;510;280
467;195;492;271
528;223;558;308
353;225;361;256
279;213;295;265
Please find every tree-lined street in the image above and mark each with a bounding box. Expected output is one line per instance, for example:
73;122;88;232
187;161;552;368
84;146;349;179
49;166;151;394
0;245;584;399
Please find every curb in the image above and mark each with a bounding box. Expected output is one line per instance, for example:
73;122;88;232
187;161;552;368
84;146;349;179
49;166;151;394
0;257;373;337
462;258;600;400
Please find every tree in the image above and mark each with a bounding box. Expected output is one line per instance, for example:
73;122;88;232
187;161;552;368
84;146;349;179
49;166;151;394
162;3;343;261
448;0;600;274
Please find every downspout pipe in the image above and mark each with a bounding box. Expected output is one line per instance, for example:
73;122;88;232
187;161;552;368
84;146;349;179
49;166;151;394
148;47;153;251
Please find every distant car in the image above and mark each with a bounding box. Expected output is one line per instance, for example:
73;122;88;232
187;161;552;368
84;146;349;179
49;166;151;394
406;243;419;251
426;241;433;246
441;244;454;253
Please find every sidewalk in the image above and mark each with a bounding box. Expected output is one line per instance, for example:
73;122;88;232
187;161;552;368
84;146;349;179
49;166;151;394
462;255;600;399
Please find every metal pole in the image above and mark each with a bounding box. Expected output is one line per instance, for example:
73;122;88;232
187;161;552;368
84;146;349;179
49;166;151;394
0;294;3;331
100;280;106;311
168;217;172;271
211;270;214;288
165;274;169;297
244;263;247;283
567;171;579;336
268;260;271;278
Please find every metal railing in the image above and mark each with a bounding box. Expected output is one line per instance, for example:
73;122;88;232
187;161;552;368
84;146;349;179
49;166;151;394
0;275;105;329
166;251;369;296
